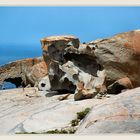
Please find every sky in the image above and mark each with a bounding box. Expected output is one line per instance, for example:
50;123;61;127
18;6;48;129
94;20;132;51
0;6;140;65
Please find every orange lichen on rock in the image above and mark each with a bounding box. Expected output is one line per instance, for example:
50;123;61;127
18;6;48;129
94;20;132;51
0;57;48;87
41;35;80;64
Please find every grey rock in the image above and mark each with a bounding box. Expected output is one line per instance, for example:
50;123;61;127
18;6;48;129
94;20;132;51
41;35;105;100
76;87;140;134
0;89;105;134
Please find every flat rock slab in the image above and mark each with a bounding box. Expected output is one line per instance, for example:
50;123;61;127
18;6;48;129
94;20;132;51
0;88;106;134
0;88;57;134
76;87;140;134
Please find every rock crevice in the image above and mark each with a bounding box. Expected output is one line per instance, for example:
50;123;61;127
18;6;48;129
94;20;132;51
1;30;140;100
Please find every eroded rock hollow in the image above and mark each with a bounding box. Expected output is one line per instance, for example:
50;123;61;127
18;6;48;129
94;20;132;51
40;30;140;100
0;57;48;89
40;35;106;100
1;30;140;101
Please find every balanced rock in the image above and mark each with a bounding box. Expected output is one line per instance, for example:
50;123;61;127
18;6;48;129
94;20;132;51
41;35;80;93
40;35;104;100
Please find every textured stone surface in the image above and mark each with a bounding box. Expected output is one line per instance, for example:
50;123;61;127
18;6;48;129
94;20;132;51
94;30;140;88
40;35;104;100
1;30;140;134
0;57;48;87
76;87;140;134
2;30;140;99
41;35;80;65
0;88;106;134
12;98;103;134
41;35;80;93
0;87;45;134
38;76;51;91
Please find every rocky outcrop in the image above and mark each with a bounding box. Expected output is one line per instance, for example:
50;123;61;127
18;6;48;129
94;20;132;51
12;97;102;134
1;30;140;100
40;35;105;100
0;57;48;88
76;87;140;134
40;36;80;93
40;30;140;100
94;30;140;88
1;30;140;134
0;87;107;134
1;86;140;134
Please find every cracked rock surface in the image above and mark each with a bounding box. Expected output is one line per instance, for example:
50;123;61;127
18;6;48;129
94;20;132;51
0;57;48;88
1;30;140;99
40;30;140;99
0;88;107;134
0;30;140;134
41;35;105;100
76;87;140;134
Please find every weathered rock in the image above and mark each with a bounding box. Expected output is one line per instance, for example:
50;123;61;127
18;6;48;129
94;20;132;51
0;57;48;88
39;30;140;100
76;87;140;134
11;95;106;134
94;30;140;89
41;36;80;93
41;35;104;100
0;87;45;134
38;76;51;91
107;77;133;94
60;61;97;100
41;35;80;65
1;30;140;134
57;94;70;101
60;61;106;100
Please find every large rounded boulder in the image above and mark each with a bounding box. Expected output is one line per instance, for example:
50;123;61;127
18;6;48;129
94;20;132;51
94;30;140;88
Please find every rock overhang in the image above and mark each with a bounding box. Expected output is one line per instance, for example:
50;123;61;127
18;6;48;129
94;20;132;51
39;30;140;100
1;30;140;100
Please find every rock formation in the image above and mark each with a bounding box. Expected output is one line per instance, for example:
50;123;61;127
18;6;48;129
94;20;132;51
76;87;140;134
1;30;140;101
40;35;105;100
0;57;48;88
40;30;140;100
0;87;107;134
94;30;140;89
0;30;140;134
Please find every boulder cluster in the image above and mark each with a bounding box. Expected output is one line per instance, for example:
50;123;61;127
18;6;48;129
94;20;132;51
1;30;140;100
1;30;140;134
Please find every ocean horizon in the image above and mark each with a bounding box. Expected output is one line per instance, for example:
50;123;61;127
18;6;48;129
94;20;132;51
0;44;42;66
0;44;42;89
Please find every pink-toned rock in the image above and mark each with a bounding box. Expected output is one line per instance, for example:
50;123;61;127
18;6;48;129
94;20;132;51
94;30;140;88
0;57;48;87
76;87;140;134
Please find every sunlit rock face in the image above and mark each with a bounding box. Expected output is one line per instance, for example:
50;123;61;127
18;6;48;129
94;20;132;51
94;30;140;89
40;36;79;93
40;30;140;100
1;30;140;100
40;35;105;100
76;88;140;134
1;30;140;134
0;57;48;88
41;35;80;65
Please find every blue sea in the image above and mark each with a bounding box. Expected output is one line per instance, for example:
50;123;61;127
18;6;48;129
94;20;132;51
0;44;42;89
0;44;42;66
